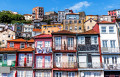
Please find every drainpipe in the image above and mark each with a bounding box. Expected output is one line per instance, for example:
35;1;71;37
76;33;79;71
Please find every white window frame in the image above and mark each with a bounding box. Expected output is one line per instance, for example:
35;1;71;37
45;41;50;47
68;72;75;77
102;40;108;47
78;36;85;44
109;26;114;33
26;71;33;77
101;26;106;33
91;36;98;45
20;43;25;49
10;42;14;48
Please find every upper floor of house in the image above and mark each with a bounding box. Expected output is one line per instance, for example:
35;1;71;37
65;13;79;20
77;29;100;52
34;34;52;54
94;21;119;53
7;38;35;49
52;30;77;52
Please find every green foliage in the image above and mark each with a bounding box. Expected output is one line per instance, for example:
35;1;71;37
0;10;30;24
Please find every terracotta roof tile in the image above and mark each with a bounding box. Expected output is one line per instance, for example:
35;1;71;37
35;34;52;38
66;13;79;15
33;28;42;32
27;39;34;42
7;38;27;42
0;48;17;52
79;29;99;35
52;30;76;35
18;47;34;52
98;21;115;24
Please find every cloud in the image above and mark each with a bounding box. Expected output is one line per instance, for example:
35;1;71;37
104;5;114;9
69;1;90;12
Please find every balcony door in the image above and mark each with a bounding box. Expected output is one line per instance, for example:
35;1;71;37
26;54;32;66
87;54;92;68
55;54;62;67
67;37;74;50
55;72;62;77
45;56;51;68
36;56;43;68
68;54;74;68
19;54;25;66
55;37;61;50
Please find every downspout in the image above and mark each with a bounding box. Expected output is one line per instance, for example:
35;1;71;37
76;33;79;71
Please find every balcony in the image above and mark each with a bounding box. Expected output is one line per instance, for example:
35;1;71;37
34;62;52;69
52;44;76;53
36;47;52;54
78;44;99;52
53;62;77;69
101;47;120;53
79;62;102;69
0;61;15;67
104;64;120;70
18;61;32;67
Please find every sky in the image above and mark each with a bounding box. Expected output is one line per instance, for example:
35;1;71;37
0;0;120;15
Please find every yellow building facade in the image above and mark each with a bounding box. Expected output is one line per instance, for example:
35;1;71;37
42;24;63;34
86;15;98;21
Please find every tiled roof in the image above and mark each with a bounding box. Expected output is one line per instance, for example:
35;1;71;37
98;21;115;24
33;28;42;32
24;14;32;16
66;13;79;15
87;15;98;16
27;39;34;42
52;30;76;35
0;48;17;52
79;29;99;35
35;34;52;38
18;47;34;52
7;38;27;42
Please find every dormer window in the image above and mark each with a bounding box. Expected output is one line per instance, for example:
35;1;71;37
10;42;14;48
20;43;25;49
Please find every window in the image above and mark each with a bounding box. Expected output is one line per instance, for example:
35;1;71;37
84;72;91;77
109;26;114;33
26;71;33;77
0;56;2;62
55;37;61;50
37;41;43;48
48;31;50;33
19;54;25;66
104;57;109;64
65;26;68;30
112;56;117;64
79;20;81;23
101;27;106;33
68;72;75;77
45;41;50;47
87;26;89;29
17;71;24;77
20;43;25;49
70;21;72;24
44;72;50;77
35;72;42;77
36;56;43;68
8;34;10;38
67;37;73;48
75;26;77;30
94;72;101;77
102;40;108;47
45;56;51;68
65;21;68;24
110;40;115;48
26;54;32;64
91;36;98;45
74;20;77;23
69;26;72;30
10;42;14;48
79;26;81;30
68;54;74;62
78;36;85;44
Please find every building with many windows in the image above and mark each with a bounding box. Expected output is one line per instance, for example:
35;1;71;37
52;30;78;77
94;21;120;77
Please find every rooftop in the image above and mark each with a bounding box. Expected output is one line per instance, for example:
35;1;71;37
7;38;27;42
27;39;34;43
98;21;115;24
35;34;52;38
79;29;99;35
18;47;34;52
52;30;76;35
0;48;17;52
33;28;42;32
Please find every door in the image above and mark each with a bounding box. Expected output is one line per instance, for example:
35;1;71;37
45;56;51;68
55;37;61;50
68;54;74;68
55;72;62;77
26;54;32;66
55;54;61;67
19;54;25;66
87;54;92;68
36;56;43;68
67;37;74;50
